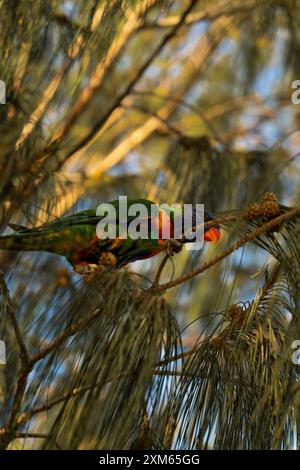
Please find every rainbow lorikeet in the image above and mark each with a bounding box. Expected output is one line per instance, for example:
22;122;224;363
0;199;220;274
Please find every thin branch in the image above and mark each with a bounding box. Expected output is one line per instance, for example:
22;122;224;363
0;273;32;439
156;345;202;368
152;253;170;288
15;63;71;149
131;90;226;146
14;2;106;149
33;17;225;223
30;307;102;364
63;0;199;162
257;262;282;301
141;3;256;29
1;304;103;443
51;1;158;146
15;370;185;426
16;432;50;439
0;272;30;365
122;103;187;140
182;214;238;242
131;95;260;148
151;214;238;287
14;432;61;449
155;207;300;292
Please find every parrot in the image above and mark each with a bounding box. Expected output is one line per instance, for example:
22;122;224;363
0;198;221;274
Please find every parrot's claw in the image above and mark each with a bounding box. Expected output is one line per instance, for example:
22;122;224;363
74;262;101;275
74;253;117;276
167;239;183;256
98;252;117;266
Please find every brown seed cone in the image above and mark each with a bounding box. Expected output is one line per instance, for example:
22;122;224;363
210;336;224;349
228;304;242;316
243;203;262;220
260;200;281;218
260;192;277;204
98;252;117;266
228;304;248;326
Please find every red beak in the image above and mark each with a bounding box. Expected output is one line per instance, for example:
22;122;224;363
204;227;221;243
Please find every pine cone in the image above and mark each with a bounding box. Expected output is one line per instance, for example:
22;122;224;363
260;200;280;218
228;304;244;319
243;203;262;220
260;192;277;203
228;304;248;326
210;336;224;349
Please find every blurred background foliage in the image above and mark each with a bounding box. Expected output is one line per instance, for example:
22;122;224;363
0;0;300;450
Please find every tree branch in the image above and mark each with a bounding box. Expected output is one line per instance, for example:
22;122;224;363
0;305;103;446
15;370;185;426
51;1;158;146
63;0;199;162
0;273;32;441
155;207;300;292
14;432;61;449
141;2;256;29
30;307;102;364
0;272;30;366
152;253;170;288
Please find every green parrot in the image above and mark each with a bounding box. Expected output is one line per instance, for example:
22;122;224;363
0;198;221;274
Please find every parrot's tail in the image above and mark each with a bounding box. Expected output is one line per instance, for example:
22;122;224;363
0;233;50;252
